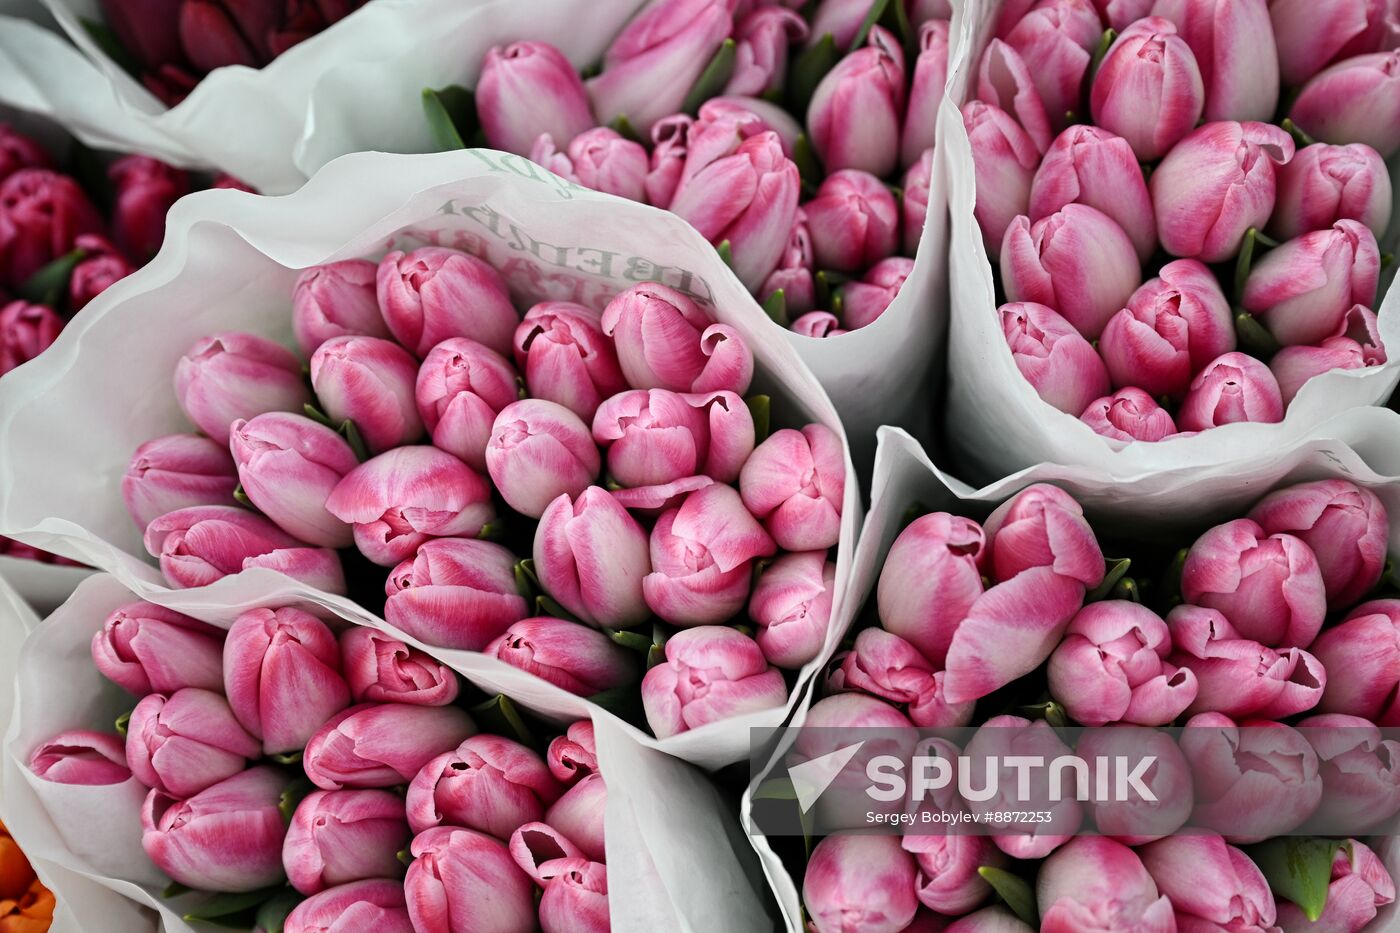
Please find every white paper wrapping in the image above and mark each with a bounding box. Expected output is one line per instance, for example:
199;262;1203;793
0;572;777;933
0;147;864;769
937;0;1400;524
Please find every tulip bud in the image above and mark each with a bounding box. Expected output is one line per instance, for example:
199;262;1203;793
1309;600;1400;723
534;487;651;629
901;20;949;169
384;537;528;650
405;826;536;933
1030;126;1156;260
1278;839;1396;932
29;730;131;785
674;97;803;195
804;170;900;274
1151;121;1295;262
532;128;649;202
282;789;409;895
0;168;103;286
477;41;595;156
828;627;975;727
304;703;476;791
406;735;562;837
586;0;735;134
1002;0;1103;136
1000;301;1110;415
902;149;933;256
1270;143;1393;241
1290;51;1400;159
309;336;424;455
413;337;519;471
761;212;817;318
962;102;1040;260
107;155;188;261
1048;601;1198;726
1002;205;1142;340
1140;835;1277;930
545;772;608;861
726;7;807;98
1299;715;1400;837
0;124;50;181
642;627;787;737
645;114;693;209
1271;0;1394;87
601;282;754;395
228;412;358;548
92;600;225;696
899;834;1003;915
223;607;351;755
121;433;238;531
284;879;414;933
514;301;625;423
944;908;1035;932
644;483;775;626
1151;0;1279;121
877;511;986;667
539;858;610;933
339;626;460;706
144;505;345;593
984;482;1104;586
976;39;1053;152
0;300;61;374
292;259;391;356
804;834;919;933
842;256;914;330
326;446;495;566
1177;352;1285;431
68;239;135;311
1077;727;1194;843
1038;837;1175;929
791;311;847;337
1089;16;1205;161
1248;479;1388;608
140;767;287;892
1335;303;1387;364
1243;220;1380;347
1271;336;1374;405
808;26;907;177
487;616;637;696
173;331;312;442
486;399;600;519
126;688;259;797
749;551;836;669
1080;389;1178;442
740;423;845;552
547;721;598;784
594;388;754;490
376;247;518;358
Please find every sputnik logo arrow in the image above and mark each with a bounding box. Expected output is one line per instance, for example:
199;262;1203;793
790;741;866;814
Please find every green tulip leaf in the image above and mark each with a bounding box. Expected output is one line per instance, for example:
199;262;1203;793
789;33;839;113
609;628;654;653
470;694;536;747
1281;117;1316;149
278;776;314;824
114;709;133;737
683;38;737;114
421;85;476;152
232;485;257;511
302;403;335;428
1020;700;1070;728
1234;310;1281;362
715;239;735;270
979;866;1038;926
746;394;772;443
476;519;507;542
338;419;368;462
1087;28;1117;83
182;885;285;922
1246;837;1342;923
1086;558;1132;602
253;889;303;933
792;133;824;188
18;248;85;309
608;114;643;143
849;0;893;51
762;288;789;326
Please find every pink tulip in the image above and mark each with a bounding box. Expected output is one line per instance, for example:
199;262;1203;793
228;412;358;548
514;301;626;422
749;551;836;669
303;702;477;790
1309;600;1400;723
0;125;50;182
842;256;914;330
1080;389;1178;442
406;734;560;835
642;626;787;737
587;0;735;134
1271;0;1394;87
876;512;986;666
740;423;845;552
384;537;527;650
223;607;351;755
539;858;611;933
121;433;238;531
309;335;424;455
644;114;693;209
900;22;950;170
793;696;916;823
29;730;131;785
326;446;495;565
416;337;520;471
900;835;1003;915
339;626;460;706
962;102;1040;261
807;0;879;49
0;168;103;287
1243;220;1380;347
1271;336;1375;405
547;721;598;784
487;616;638;696
1002;0;1103;136
1167;604;1326;719
1335;303;1388;364
1030;126;1155;260
1000;301;1110;415
140;767;287;892
511;822;586;883
284;879;414;933
1298;715;1400;837
808;26;907;177
985;482;1103;586
0;300;62;374
68;237;135;311
143;505;345;592
1177;352;1285;431
486;399;600;519
804;170;900;274
107;155;188;261
600;282;753;395
1150;121;1294;262
282;789;409;895
944;908;1035;933
791;311;847;337
1150;0;1278;121
1038;837;1175;932
805;834;919;933
828;627;975;727
1248;479;1388;608
1090;16;1205;160
666;97;802;201
534;487;652;629
545;771;608;861
1049;600;1197;726
91;601;225;696
1077;727;1194;843
376;247;518;358
1290;51;1400;159
477;41;595;156
962;716;1083;857
405;826;536;933
126;688;259;797
1278;839;1396;933
291;259;391;356
760;211;817;318
1271;143;1393;241
531;127;649;202
727;7;807;97
902;149;933;256
1140;835;1277;931
173;331;312;442
1001;206;1141;340
593;388;754;489
976;38;1053;154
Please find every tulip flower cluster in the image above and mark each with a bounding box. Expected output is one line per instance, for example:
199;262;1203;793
27;600;615;932
118;245;846;738
458;0;952;334
967;0;1396;441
